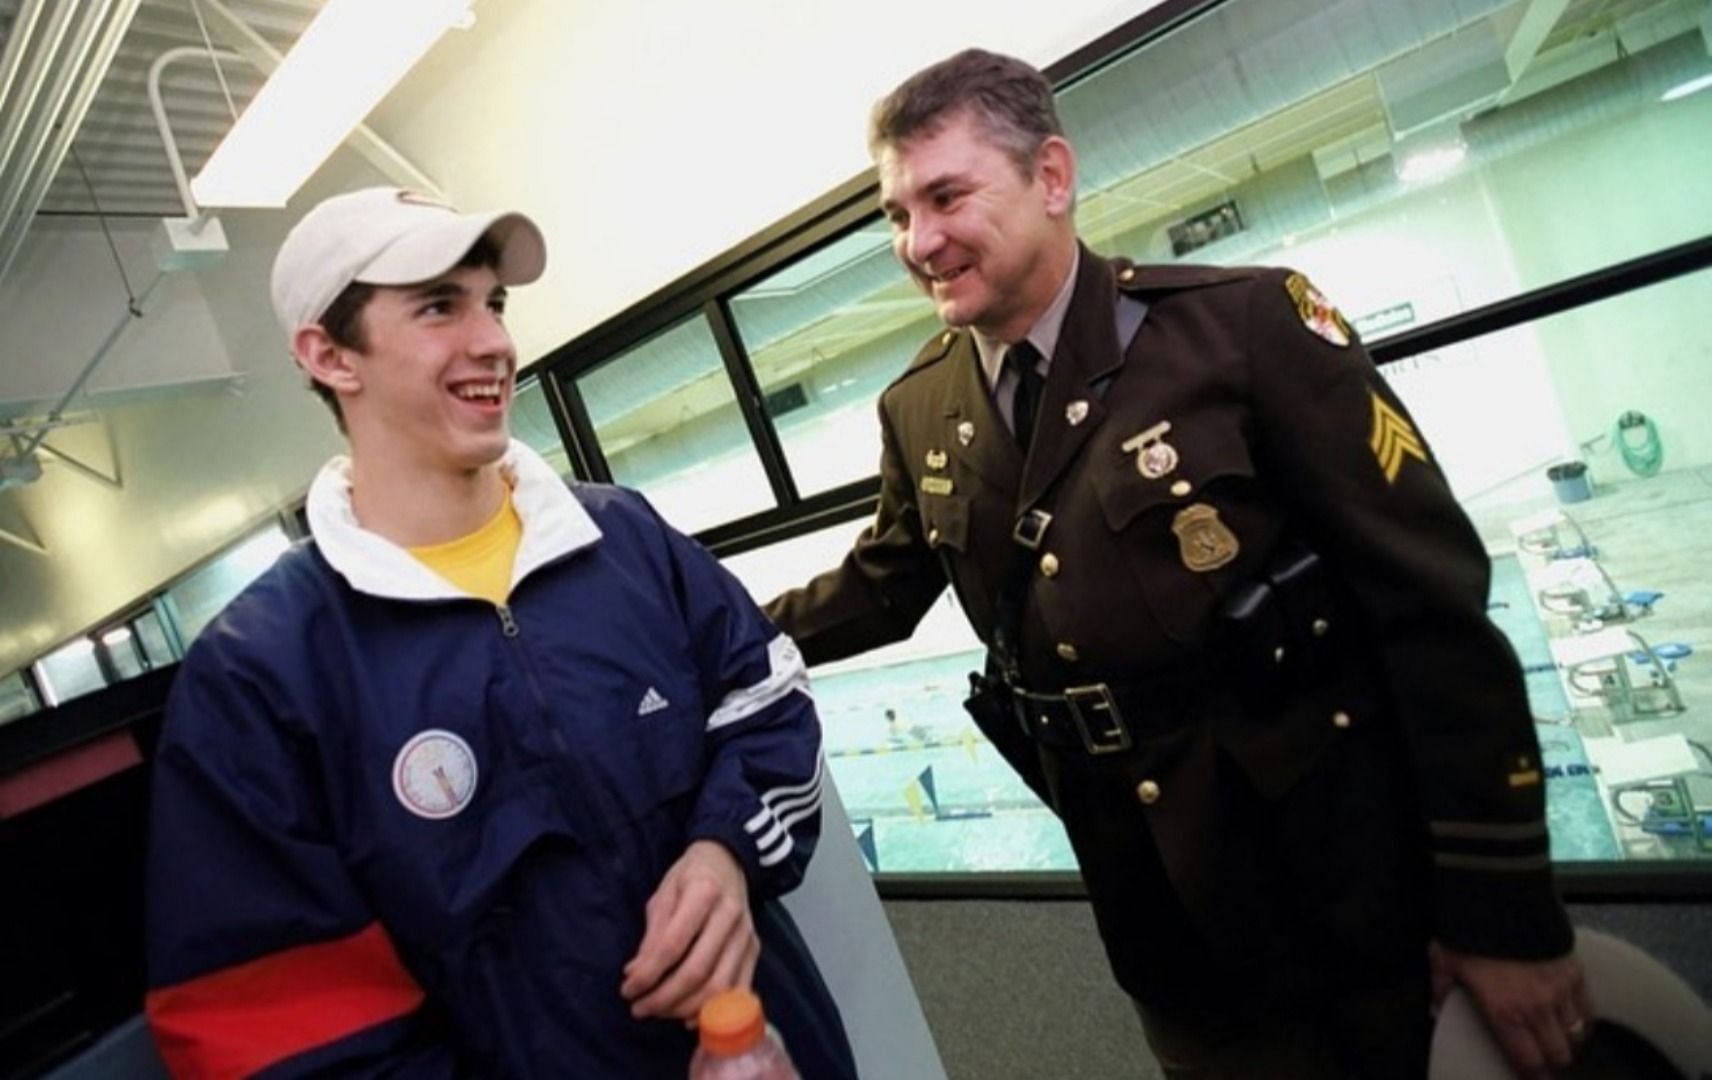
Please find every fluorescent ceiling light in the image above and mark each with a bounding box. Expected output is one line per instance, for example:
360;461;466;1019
191;0;472;208
1660;73;1712;103
1397;142;1467;186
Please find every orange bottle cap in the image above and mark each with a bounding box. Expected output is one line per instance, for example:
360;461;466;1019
698;988;765;1056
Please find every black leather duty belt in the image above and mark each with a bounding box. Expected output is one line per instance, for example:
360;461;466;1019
1011;672;1208;757
1014;684;1135;755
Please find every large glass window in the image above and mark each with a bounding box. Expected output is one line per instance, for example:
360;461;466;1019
133;606;178;668
728;226;942;497
722;520;1076;873
1439;267;1712;864
511;377;576;478
1063;0;1712;338
99;626;148;681
0;671;39;725
541;0;1712;880
33;639;107;708
571;317;774;534
159;523;292;647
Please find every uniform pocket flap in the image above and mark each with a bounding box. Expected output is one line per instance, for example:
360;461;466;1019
919;492;972;552
1094;442;1256;533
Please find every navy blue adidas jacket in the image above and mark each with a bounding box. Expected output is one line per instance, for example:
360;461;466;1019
145;443;855;1078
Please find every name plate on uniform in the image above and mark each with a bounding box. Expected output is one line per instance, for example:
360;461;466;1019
921;477;954;496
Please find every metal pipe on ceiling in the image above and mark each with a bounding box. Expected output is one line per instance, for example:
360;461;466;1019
0;0;108;273
7;0;145;234
0;0;83;183
0;0;143;289
0;0;50;121
17;269;165;461
0;0;119;233
149;44;244;221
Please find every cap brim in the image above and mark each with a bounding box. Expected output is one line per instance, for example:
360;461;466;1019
484;213;547;286
357;210;546;289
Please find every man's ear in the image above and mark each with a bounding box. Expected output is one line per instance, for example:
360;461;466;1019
1035;135;1077;218
292;325;362;398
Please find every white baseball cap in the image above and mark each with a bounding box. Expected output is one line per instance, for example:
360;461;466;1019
270;186;547;337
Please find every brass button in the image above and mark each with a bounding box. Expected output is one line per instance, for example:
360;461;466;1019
1272;646;1286;664
1312;618;1330;637
1332;710;1352;729
1040;552;1061;578
1120;267;1136;283
940;331;953;347
1136;779;1161;805
927;527;941;547
1170;480;1192;497
1056;642;1080;662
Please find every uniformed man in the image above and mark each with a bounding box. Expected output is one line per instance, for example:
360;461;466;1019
765;48;1587;1078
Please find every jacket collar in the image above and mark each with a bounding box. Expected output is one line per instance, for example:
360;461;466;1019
1018;246;1124;510
940;330;1021;492
306;440;602;601
938;245;1124;498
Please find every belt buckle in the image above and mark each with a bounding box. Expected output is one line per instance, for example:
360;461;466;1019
1012;509;1053;551
1064;683;1132;755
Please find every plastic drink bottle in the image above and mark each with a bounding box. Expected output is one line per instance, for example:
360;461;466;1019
688;988;800;1080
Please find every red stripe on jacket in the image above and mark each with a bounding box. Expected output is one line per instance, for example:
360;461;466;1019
145;921;425;1078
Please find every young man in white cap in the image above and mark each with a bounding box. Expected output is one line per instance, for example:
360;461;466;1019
142;188;856;1078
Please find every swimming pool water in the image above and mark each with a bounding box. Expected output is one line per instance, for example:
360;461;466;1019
811;553;1618;873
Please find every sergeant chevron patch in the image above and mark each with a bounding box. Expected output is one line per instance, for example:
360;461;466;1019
1369;391;1428;483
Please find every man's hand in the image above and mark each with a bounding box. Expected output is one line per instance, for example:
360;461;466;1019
1430;941;1592;1078
621;840;759;1022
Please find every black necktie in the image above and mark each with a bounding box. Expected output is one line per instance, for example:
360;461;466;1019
1005;341;1046;451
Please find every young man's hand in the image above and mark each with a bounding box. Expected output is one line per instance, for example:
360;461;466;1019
621;840;759;1022
1430;941;1592;1078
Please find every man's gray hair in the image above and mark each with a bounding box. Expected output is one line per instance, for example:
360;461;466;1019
869;48;1064;174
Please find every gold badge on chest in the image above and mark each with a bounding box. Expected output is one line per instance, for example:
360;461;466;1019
1171;503;1239;572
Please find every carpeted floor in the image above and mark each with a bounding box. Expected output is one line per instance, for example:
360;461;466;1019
883;898;1712;1080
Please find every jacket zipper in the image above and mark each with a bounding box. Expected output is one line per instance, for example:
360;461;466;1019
494;605;542;714
494;601;605;845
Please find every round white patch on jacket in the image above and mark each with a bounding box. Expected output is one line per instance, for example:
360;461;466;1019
392;730;478;819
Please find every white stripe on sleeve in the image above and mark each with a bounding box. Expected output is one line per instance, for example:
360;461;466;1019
744;753;825;866
706;635;812;732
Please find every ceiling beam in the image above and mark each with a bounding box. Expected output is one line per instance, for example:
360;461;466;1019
0;413;96;436
38;439;122;489
1504;0;1575;80
0;501;47;556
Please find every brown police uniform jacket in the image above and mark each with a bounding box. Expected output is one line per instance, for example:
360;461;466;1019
764;247;1572;1007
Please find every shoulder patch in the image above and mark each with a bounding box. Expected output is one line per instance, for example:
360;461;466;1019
1284;272;1353;348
